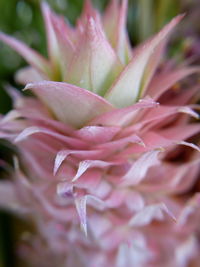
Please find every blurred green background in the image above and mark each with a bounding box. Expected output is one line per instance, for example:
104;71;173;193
1;0;200;266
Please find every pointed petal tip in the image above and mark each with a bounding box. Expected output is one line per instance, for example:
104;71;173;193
14;134;23;143
24;81;52;91
23;83;33;91
177;141;200;152
14;126;40;143
178;107;200;120
53;151;68;176
170;13;185;25
75;197;88;236
81;224;88;237
178;13;186;20
138;140;146;147
14;135;23;143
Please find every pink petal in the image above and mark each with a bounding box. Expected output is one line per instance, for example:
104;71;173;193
166;85;200;106
0;181;24;213
41;2;60;75
75;195;104;236
57;182;74;198
24;81;114;127
94;133;144;150
177;194;200;227
66;17;122;95
116;240;151;267
175;237;198;267
170;162;200;193
75;169;102;190
103;0;131;63
129;203;176;227
105;15;184;107
143;132;200;152
125;191;145;212
104;191;124;209
147;67;200;100
119;131;188;156
15;126;87;149
89;98;158;127
1;110;21;124
157;124;200;141
0;32;50;75
133;105;199;132
175;141;200;152
75;126;120;143
178;106;199;119
51;14;75;77
42;2;75;79
122;150;161;186
72;160;121;182
54;149;110;175
15;66;46;85
33;189;75;223
77;0;99;28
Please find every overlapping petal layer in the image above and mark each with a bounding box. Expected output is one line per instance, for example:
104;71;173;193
0;1;200;266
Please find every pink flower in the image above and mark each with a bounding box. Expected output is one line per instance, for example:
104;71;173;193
0;1;200;266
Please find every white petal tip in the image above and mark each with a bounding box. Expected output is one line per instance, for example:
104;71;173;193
24;83;34;91
81;224;88;236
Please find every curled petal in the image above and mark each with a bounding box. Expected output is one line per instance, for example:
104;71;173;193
122;150;161;186
72;160;121;182
129;203;176;227
75;195;105;236
54;149;110;175
15;126;87;149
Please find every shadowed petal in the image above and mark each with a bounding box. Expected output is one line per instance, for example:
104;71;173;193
147;67;200;100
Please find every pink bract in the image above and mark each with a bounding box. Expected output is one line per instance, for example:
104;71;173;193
0;1;200;266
